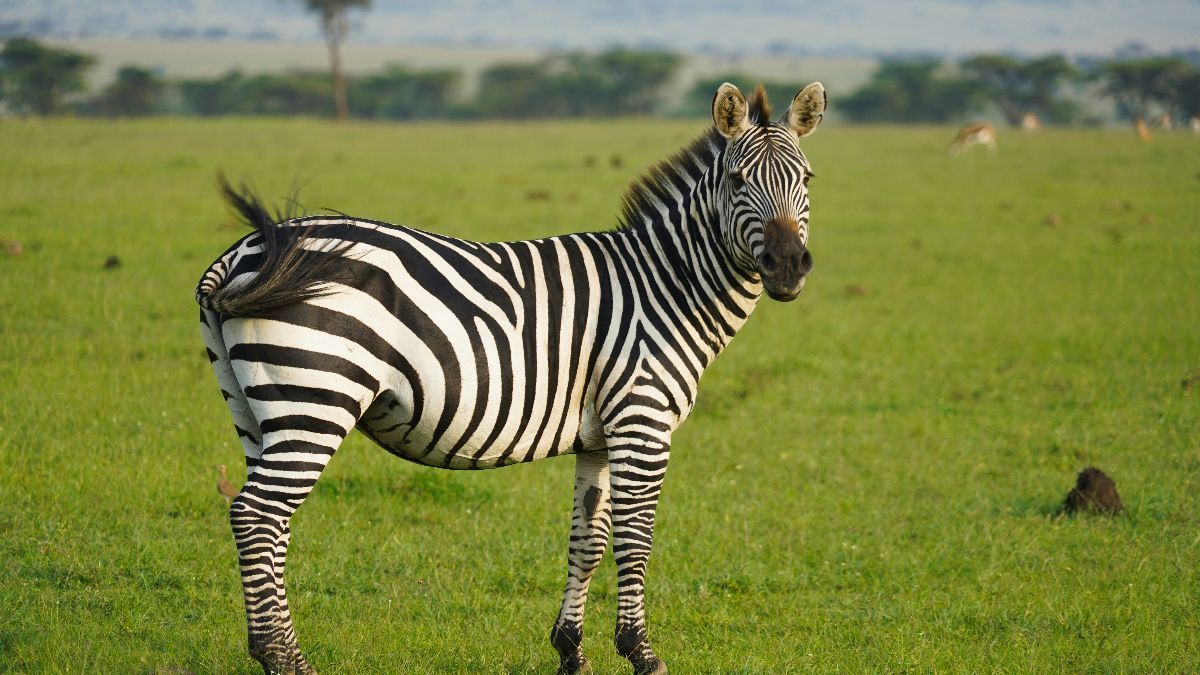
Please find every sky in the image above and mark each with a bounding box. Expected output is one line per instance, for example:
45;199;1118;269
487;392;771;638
2;0;1198;56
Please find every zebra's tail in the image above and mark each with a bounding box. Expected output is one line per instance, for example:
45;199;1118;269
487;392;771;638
195;174;354;318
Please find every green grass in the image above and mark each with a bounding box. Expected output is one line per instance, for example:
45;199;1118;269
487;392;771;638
1;117;1198;673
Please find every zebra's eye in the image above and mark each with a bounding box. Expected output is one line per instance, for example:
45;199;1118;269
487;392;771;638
729;167;746;191
803;171;814;187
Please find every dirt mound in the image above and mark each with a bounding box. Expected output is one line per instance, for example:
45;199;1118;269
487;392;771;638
1061;467;1123;516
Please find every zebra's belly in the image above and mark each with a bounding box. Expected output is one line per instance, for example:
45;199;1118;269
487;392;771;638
357;389;605;469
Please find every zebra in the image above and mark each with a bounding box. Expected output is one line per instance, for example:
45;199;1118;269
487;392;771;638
197;81;826;675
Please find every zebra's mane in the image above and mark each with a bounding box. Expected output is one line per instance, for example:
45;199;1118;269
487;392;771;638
747;85;772;127
615;126;725;232
615;86;773;232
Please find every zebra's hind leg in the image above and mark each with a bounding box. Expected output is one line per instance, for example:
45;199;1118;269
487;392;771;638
201;311;314;673
232;493;314;675
551;451;612;675
231;421;351;675
223;333;375;675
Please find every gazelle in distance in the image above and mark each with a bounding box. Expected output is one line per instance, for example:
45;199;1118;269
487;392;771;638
948;122;997;155
1134;117;1153;141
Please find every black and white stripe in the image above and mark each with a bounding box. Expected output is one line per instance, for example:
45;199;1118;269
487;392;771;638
199;82;825;675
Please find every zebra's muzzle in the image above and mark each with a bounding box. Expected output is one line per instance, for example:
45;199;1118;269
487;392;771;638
758;218;812;301
763;276;806;301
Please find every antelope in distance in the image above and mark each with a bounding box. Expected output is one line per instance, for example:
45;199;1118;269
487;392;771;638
948;122;997;155
1135;117;1153;142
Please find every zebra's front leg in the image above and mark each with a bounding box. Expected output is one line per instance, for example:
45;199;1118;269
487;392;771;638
551;451;612;675
609;438;670;675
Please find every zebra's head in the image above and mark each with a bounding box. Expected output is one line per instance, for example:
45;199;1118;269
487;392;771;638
712;82;825;301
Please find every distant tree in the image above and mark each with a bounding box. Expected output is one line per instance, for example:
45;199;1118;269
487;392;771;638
840;60;983;123
1134;59;1200;122
297;0;371;121
474;49;681;119
241;71;332;116
178;69;338;117
1097;57;1193;125
469;63;536;118
85;66;163;116
1171;68;1200;121
961;53;1080;126
590;49;683;115
958;54;1023;124
0;37;96;115
1022;54;1084;124
349;65;461;119
178;70;247;116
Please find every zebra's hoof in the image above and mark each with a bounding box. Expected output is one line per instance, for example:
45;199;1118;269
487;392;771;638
254;661;317;675
249;641;317;675
556;654;591;675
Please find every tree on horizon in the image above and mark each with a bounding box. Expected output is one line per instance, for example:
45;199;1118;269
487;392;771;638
961;54;1081;126
0;37;96;116
1097;57;1194;126
298;0;371;121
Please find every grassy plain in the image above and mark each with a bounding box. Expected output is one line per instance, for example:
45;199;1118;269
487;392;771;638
1;116;1198;673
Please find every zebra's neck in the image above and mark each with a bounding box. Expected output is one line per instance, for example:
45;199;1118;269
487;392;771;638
609;128;763;368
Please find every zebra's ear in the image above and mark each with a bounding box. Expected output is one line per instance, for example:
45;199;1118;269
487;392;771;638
786;82;826;138
712;82;751;140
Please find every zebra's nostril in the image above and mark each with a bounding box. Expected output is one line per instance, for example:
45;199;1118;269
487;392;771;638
759;252;777;275
798;248;814;275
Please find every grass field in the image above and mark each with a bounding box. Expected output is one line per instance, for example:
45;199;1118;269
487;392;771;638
1;116;1198;673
